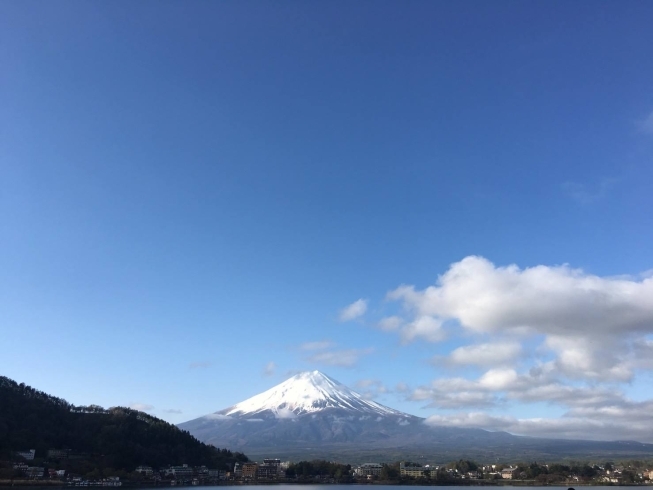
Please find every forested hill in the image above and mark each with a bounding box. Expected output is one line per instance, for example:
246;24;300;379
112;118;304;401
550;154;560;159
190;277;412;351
0;376;248;471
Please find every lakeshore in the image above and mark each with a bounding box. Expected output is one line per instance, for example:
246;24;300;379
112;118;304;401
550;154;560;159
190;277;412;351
3;482;653;488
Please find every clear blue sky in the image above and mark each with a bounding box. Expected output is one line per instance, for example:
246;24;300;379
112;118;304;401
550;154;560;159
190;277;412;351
2;1;653;442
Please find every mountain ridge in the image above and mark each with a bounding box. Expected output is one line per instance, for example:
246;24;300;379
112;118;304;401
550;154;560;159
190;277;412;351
178;371;653;462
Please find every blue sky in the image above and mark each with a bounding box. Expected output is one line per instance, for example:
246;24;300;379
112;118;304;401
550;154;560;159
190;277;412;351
2;1;653;442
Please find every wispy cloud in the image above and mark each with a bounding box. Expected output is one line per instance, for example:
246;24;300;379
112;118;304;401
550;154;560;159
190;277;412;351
163;408;183;414
204;413;231;420
377;316;403;331
300;340;335;351
339;299;368;322
355;379;389;400
562;178;616;205
395;382;410;393
129;403;154;412
263;361;276;376
637;110;653;134
306;347;374;367
189;361;212;369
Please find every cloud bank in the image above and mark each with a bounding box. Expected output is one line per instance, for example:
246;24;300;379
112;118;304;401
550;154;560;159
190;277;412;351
371;256;653;441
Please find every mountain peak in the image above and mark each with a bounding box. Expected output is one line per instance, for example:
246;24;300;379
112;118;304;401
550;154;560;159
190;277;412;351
215;371;410;419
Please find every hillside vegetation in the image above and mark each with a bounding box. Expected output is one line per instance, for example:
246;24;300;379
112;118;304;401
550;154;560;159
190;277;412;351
0;376;248;472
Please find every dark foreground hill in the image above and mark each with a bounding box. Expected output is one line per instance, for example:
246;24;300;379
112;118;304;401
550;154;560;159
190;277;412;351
0;376;248;472
179;371;653;463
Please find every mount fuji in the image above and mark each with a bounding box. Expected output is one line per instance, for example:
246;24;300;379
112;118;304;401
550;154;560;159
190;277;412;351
213;370;409;419
179;371;653;462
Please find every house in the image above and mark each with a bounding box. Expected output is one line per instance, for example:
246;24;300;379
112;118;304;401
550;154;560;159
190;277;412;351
501;467;519;479
257;464;275;479
207;469;225;480
354;463;383;477
258;462;280;479
135;466;153;476
241;463;258;479
48;469;65;478
17;449;36;461
25;467;45;478
47;449;69;459
171;465;193;478
400;462;425;478
602;476;621;483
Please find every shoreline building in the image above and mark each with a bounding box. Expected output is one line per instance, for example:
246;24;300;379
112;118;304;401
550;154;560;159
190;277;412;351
354;463;383;478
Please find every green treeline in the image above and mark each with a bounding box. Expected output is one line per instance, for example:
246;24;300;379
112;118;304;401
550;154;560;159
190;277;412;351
0;376;248;473
285;460;353;480
284;458;652;484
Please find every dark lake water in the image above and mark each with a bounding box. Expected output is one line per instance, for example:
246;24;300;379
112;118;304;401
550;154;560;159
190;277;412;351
160;486;637;490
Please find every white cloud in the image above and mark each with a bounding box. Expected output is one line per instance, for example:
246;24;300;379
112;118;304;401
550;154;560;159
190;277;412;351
263;361;276;376
389;256;653;337
442;341;523;367
478;368;520;390
356;256;653;440
204;413;231;420
387;256;653;381
401;315;445;343
339;299;368;322
377;316;403;331
275;407;297;419
424;406;653;443
163;408;183;414
129;403;154;412
544;335;632;381
306;347;373;367
300;340;335;351
408;366;631;415
427;392;498;409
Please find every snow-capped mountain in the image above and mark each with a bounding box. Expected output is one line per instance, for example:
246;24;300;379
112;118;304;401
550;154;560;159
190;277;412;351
221;371;407;418
178;370;422;456
178;371;653;462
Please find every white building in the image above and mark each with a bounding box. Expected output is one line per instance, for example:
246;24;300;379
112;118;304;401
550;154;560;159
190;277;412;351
354;463;383;477
17;449;36;461
400;462;425;478
25;467;44;478
171;465;193;478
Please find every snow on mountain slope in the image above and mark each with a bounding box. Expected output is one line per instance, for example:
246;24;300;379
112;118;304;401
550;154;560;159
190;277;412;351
217;371;409;418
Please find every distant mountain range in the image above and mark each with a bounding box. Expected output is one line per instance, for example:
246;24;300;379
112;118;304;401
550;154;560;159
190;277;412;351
179;371;653;463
